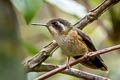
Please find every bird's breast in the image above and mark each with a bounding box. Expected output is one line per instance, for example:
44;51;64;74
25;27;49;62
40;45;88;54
55;30;89;57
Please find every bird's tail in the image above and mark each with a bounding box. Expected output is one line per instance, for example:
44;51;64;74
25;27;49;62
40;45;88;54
74;56;108;72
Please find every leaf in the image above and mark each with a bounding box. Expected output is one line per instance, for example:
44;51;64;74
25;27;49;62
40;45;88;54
11;0;43;24
47;0;87;18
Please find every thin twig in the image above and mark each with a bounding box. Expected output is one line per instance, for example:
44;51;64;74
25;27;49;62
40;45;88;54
35;44;120;80
74;0;120;29
28;63;108;80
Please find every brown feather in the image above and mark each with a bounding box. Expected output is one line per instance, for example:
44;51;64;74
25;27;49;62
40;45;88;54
73;28;108;71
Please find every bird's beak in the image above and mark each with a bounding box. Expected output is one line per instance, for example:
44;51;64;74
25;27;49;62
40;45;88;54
31;23;47;27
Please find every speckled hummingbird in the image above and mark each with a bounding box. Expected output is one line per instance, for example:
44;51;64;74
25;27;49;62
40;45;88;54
32;18;108;71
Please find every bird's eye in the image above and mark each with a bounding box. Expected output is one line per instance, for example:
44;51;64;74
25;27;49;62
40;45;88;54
51;21;63;32
51;21;61;28
51;21;59;27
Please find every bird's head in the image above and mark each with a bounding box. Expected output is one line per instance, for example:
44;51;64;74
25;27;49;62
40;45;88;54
32;18;73;36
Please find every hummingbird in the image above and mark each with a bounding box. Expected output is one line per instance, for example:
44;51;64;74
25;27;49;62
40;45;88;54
32;18;108;71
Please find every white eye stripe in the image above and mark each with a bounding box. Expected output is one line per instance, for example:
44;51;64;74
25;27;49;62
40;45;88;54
57;22;66;31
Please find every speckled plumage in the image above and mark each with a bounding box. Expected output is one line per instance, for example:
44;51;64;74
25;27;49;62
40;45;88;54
54;29;88;57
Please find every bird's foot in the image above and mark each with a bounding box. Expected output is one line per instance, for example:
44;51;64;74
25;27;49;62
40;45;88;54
66;56;71;69
84;53;91;60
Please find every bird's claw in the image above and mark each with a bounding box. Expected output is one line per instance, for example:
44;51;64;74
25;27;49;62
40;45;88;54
84;53;91;60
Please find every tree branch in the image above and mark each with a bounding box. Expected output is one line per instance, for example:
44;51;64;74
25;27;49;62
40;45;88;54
74;0;120;29
24;40;58;69
28;63;108;80
35;44;120;80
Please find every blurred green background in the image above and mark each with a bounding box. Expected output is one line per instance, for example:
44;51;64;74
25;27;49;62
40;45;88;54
1;0;120;80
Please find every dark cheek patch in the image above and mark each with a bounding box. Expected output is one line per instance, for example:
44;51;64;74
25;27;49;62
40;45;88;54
52;22;63;32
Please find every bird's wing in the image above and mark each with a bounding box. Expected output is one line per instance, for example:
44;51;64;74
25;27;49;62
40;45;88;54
73;29;108;71
75;28;96;51
75;28;104;61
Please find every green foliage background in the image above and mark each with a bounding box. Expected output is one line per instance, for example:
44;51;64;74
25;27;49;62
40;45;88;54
4;0;120;80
